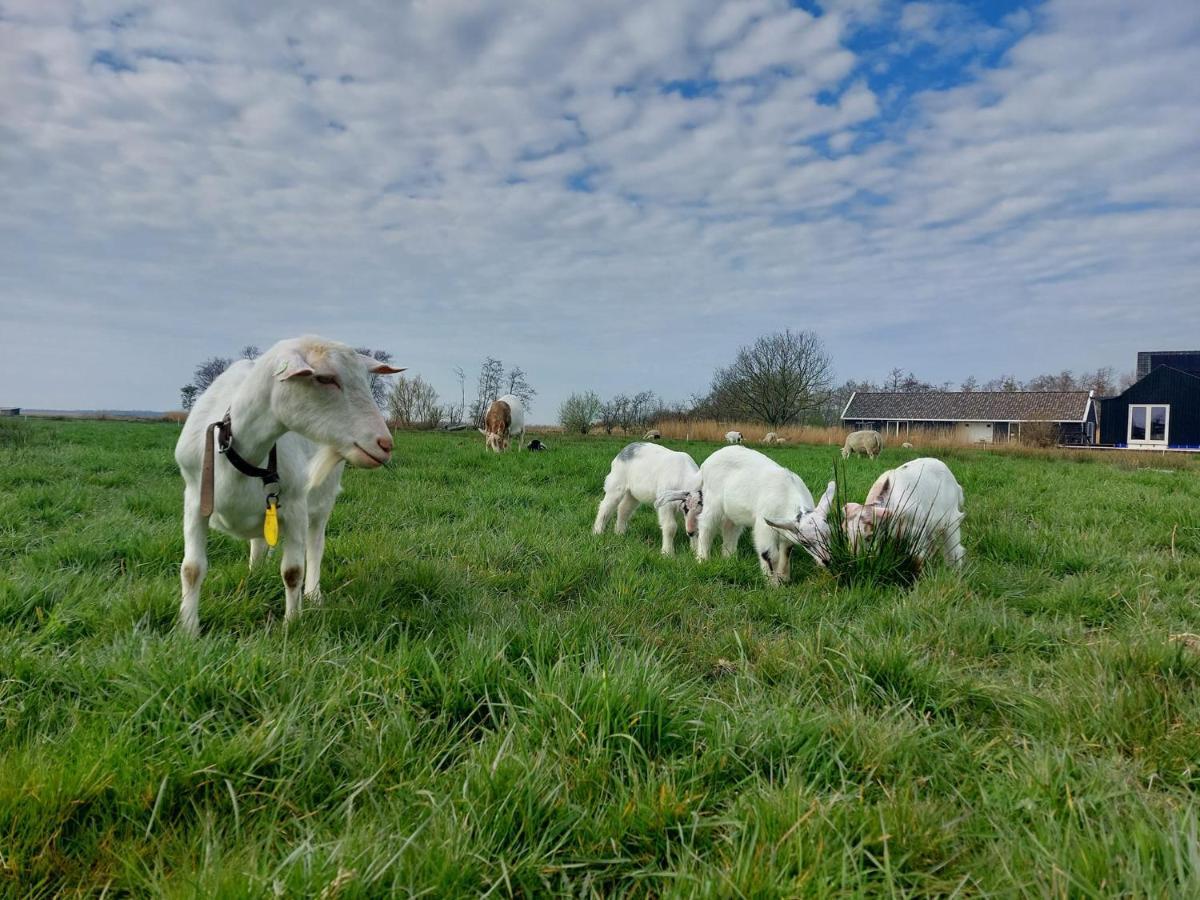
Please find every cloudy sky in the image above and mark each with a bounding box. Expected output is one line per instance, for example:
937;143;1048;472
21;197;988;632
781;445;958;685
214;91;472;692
2;0;1198;417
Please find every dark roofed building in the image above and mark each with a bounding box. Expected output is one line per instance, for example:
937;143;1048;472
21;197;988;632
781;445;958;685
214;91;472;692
842;391;1096;445
1136;350;1200;380
1099;364;1200;450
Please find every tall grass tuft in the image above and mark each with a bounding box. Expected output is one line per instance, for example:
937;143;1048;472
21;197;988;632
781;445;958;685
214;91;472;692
0;417;32;449
821;461;926;588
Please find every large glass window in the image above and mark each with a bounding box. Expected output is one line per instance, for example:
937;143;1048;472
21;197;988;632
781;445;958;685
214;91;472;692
1128;404;1169;446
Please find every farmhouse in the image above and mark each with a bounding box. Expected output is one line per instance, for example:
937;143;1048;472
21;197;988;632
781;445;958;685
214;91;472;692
1099;351;1200;449
841;390;1096;445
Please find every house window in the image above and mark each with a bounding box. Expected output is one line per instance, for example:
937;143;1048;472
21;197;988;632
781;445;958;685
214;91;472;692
1128;404;1169;447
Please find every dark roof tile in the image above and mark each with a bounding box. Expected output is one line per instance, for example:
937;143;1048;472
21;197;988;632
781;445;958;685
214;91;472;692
843;391;1091;422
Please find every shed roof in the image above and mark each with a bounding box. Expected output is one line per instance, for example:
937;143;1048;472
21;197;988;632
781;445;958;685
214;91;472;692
842;391;1092;423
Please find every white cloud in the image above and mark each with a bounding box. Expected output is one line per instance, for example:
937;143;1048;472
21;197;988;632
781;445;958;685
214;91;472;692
0;0;1197;415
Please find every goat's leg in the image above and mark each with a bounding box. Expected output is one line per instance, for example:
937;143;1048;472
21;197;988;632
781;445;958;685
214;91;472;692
614;493;639;535
179;488;208;636
695;510;718;562
248;538;268;570
593;489;621;534
721;519;743;557
304;509;332;603
279;523;305;625
656;504;678;556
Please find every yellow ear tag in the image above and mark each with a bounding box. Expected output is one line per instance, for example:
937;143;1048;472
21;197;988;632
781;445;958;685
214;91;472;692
263;497;279;547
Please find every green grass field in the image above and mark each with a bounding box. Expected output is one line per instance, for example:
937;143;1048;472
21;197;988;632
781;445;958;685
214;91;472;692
2;419;1200;897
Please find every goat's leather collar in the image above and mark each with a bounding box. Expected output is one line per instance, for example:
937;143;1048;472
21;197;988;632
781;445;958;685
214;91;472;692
199;412;280;517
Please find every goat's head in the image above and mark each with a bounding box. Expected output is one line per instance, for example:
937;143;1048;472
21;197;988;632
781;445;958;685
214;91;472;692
765;480;836;566
269;336;403;468
655;487;704;537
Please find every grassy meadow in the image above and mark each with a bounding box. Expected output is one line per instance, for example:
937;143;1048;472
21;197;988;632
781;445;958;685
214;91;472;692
2;418;1200;897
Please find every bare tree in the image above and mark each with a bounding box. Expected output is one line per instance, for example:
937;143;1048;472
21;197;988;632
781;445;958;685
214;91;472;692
504;365;537;412
559;391;602;434
471;357;505;427
706;330;833;426
447;366;467;425
598;395;625;434
240;345;261;360
180;384;200;411
388;374;441;429
960;375;979;393
191;356;233;394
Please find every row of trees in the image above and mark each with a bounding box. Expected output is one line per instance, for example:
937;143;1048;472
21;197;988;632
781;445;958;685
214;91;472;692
559;390;664;435
557;330;1137;433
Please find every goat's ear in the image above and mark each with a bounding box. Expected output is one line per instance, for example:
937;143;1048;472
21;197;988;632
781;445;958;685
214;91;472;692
360;355;406;375
275;351;314;381
864;474;892;506
654;490;687;508
817;480;836;511
765;517;801;538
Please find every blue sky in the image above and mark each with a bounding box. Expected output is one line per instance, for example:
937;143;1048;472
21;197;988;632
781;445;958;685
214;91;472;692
2;0;1198;417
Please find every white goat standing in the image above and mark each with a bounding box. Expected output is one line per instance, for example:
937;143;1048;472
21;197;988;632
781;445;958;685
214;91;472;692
844;457;965;568
725;431;743;444
688;445;815;585
174;336;403;634
594;443;701;555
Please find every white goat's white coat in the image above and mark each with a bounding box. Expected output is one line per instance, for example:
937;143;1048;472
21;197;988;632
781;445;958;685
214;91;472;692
693;445;815;584
842;430;882;459
725;431;743;444
174;336;401;634
594;442;700;555
845;457;965;567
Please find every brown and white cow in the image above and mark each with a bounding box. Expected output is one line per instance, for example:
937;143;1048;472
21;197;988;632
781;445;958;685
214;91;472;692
478;393;526;452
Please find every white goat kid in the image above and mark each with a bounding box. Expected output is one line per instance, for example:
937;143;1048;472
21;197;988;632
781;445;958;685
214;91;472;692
692;445;815;585
175;336;403;634
594;443;701;555
844;457;965;568
765;480;837;566
725;431;743;444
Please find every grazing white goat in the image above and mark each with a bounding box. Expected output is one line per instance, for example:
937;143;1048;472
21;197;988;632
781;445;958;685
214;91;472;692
845;458;965;567
689;445;815;585
842;429;882;459
479;394;525;452
725;431;744;444
643;429;662;440
175;336;403;634
595;443;701;555
764;480;837;567
762;432;778;444
902;441;914;449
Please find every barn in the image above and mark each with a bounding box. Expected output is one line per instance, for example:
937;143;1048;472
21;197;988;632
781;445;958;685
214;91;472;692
841;391;1097;445
1099;353;1200;449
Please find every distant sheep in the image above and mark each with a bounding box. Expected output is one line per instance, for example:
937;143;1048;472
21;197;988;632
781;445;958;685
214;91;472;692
902;441;914;449
643;429;662;440
725;431;743;444
478;394;526;452
174;335;403;634
763;432;778;444
842;430;882;459
596;442;701;555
